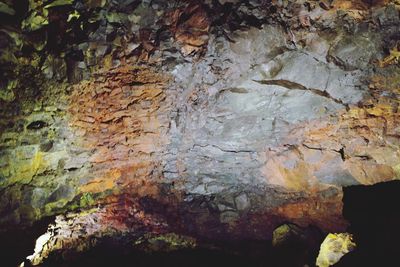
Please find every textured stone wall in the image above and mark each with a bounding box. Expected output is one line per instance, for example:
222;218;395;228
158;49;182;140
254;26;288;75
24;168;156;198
0;0;400;261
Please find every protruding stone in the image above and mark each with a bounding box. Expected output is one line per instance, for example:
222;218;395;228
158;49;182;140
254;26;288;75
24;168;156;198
234;193;250;211
316;233;356;267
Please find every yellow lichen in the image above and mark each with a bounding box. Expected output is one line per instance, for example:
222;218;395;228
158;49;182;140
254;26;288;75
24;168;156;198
379;47;400;67
80;169;121;193
365;103;393;117
316;233;356;267
394;164;400;179
272;224;302;247
67;10;80;22
0;148;47;186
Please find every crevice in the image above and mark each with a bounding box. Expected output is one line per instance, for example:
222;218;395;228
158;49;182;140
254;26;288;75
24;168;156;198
216;87;249;99
354;154;372;161
211;144;255;154
27;120;48;130
192;143;254;154
334;147;346;162
253;79;350;111
326;54;359;71
303;143;347;161
302;143;324;151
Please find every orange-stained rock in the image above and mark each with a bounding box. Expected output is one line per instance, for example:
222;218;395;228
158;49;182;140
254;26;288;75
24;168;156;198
69;65;171;199
168;3;210;56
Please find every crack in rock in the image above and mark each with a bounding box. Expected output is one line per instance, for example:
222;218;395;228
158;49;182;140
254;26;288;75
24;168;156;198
192;143;255;154
302;143;347;162
253;79;350;111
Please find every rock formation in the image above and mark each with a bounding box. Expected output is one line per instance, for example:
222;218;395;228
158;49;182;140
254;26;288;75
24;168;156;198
0;0;399;266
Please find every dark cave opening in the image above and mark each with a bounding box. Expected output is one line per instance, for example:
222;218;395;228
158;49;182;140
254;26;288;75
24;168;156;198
0;216;55;267
337;180;400;266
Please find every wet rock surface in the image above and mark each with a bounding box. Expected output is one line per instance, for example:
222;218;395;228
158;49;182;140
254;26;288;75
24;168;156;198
0;0;400;266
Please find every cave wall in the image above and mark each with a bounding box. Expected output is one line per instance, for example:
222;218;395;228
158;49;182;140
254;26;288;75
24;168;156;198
1;0;400;256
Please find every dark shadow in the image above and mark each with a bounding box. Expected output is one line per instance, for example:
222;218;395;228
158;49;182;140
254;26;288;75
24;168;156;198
335;180;400;266
0;216;54;267
34;237;320;267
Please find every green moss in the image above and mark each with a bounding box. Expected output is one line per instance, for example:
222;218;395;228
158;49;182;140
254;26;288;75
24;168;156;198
273;224;291;241
272;224;302;247
0;80;16;102
22;11;49;31
44;198;70;214
80;192;95;207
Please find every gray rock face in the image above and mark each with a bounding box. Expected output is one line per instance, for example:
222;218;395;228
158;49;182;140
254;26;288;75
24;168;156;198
164;22;373;201
328;32;382;71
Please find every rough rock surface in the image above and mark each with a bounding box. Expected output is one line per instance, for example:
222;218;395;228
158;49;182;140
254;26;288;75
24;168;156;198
0;0;400;264
316;232;356;267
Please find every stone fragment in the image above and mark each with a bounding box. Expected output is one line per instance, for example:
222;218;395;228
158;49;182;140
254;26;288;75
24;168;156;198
379;47;400;67
234;193;250;211
171;4;210;56
220;211;239;224
328;33;382;70
316;233;356;267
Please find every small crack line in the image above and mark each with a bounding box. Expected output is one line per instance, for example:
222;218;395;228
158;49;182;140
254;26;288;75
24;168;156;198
302;143;347;161
253;79;350;111
302;143;324;151
192;143;254;154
